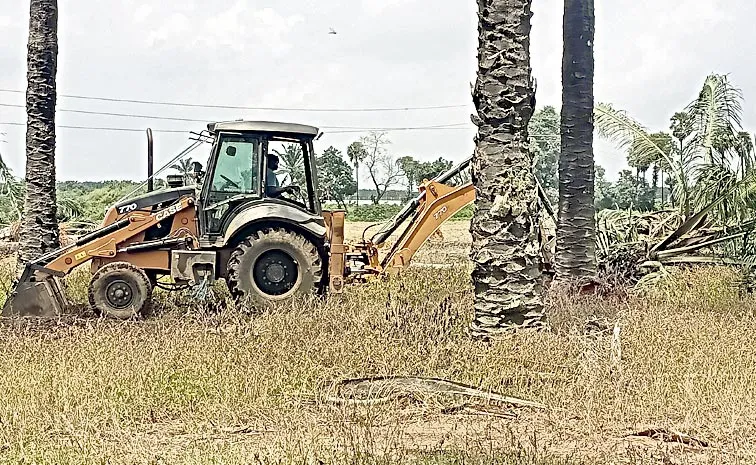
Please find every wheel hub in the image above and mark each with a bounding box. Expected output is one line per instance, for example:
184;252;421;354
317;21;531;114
266;263;286;283
253;250;298;296
105;280;134;309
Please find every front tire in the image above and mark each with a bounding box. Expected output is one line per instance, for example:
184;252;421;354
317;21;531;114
88;262;153;319
227;228;324;307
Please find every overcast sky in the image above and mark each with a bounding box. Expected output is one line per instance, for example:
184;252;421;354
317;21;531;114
1;0;754;183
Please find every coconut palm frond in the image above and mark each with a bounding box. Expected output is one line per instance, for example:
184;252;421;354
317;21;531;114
595;103;679;177
692;163;739;219
652;169;756;253
57;197;87;222
273;145;306;186
686;74;744;165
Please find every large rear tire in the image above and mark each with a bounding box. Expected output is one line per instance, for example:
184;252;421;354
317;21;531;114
88;262;153;319
227;228;324;307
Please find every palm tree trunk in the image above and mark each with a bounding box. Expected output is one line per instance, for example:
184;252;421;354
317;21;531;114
355;164;359;207
555;0;597;281
470;0;545;336
19;0;60;268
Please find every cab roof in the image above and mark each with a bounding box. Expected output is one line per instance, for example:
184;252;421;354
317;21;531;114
207;121;320;137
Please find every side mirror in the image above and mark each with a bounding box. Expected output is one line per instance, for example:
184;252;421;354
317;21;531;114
226;146;237;157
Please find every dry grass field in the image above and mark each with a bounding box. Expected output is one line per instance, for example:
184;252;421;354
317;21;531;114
1;221;755;464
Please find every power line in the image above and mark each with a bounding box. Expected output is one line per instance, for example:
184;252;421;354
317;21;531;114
0;102;209;123
0;121;475;134
0;122;566;137
0;122;187;133
0;88;469;113
0;103;471;130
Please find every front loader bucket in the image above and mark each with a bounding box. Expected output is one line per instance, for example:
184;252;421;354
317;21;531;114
1;272;68;319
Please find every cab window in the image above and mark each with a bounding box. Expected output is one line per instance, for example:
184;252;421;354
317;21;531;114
211;136;260;195
204;135;261;235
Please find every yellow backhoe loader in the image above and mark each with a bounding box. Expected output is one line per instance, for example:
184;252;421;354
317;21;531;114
1;120;553;319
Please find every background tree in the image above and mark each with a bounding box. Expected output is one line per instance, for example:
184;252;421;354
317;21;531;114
556;0;597;282
593;164;613;210
417;157;453;182
397;156;454;200
170;158;194;185
397;155;421;199
609;169;655;211
317;146;357;210
347;141;368;206
19;0;60;267
530;106;560;203
646;132;675;206
272;144;306;187
360;132;402;204
470;0;545;336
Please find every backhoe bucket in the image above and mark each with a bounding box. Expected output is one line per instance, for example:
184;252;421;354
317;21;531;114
1;268;68;318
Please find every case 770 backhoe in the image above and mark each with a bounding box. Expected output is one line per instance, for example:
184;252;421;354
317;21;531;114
2;120;553;319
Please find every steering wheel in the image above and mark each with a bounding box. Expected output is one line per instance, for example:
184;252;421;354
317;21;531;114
220;174;240;190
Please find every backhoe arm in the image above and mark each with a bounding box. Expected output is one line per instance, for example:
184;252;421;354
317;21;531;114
380;181;475;272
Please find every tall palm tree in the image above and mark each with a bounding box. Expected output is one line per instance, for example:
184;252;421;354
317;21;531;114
347;141;367;206
555;0;597;282
19;0;60;267
470;0;545;336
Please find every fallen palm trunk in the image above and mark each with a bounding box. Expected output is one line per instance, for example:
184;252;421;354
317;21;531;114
320;376;547;410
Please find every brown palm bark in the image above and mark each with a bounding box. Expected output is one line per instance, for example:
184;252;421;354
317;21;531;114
470;0;545;336
19;0;60;267
555;0;596;282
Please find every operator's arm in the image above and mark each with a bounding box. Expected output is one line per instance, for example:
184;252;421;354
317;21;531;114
266;184;299;198
265;169;299;198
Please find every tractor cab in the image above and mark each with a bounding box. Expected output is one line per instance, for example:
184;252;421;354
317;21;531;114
196;121;324;243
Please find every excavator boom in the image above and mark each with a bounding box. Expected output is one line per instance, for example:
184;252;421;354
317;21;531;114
325;155;556;287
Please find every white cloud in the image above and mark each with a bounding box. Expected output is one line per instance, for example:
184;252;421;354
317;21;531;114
360;0;407;16
198;4;304;55
146;13;191;48
133;4;153;23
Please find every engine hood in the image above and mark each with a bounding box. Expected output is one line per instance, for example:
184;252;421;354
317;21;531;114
113;186;195;215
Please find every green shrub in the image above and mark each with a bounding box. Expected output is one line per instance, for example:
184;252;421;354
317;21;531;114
324;203;474;223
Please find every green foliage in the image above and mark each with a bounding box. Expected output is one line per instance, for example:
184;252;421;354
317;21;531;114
344;204;403;222
170;158;195;184
606;170;655;211
347;141;368;167
597;74;756;222
594;164;613;210
330;203;472;223
397;155;453;199
56;181;140;222
530;106;560;203
317;146;357;209
273;144;306;187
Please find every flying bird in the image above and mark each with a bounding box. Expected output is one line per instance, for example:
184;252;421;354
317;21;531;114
328;27;337;35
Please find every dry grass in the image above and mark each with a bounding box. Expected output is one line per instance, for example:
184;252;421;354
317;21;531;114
0;223;755;463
